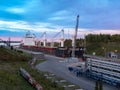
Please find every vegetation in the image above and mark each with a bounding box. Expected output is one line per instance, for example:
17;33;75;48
64;34;120;56
0;46;64;90
34;59;46;66
94;80;103;90
64;39;84;47
99;80;103;90
95;81;99;90
85;34;120;56
64;39;72;47
86;34;120;43
0;46;31;61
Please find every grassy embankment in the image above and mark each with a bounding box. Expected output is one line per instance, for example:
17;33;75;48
0;46;64;90
86;42;120;57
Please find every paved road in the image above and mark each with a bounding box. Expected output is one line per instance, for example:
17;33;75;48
36;55;119;90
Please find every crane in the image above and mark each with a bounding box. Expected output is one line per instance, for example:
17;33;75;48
51;29;64;47
38;32;46;47
72;15;79;57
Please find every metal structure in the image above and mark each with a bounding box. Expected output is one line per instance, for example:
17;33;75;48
60;29;64;47
19;67;43;90
0;38;8;46
43;32;46;47
51;29;64;47
68;57;120;87
22;31;36;46
0;38;20;46
86;58;120;86
72;15;79;57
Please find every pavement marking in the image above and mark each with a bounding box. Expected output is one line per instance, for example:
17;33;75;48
44;74;48;77
55;80;59;83
49;73;55;76
59;61;65;62
46;76;54;79
68;84;75;87
62;85;67;87
59;80;67;83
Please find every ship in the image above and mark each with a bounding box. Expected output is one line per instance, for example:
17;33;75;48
22;31;36;46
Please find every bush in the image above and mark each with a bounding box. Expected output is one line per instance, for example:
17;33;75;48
10;46;13;50
17;50;23;53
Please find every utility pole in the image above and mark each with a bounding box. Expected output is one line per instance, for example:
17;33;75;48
72;15;79;57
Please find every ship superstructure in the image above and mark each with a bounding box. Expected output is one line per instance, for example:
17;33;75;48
22;31;36;46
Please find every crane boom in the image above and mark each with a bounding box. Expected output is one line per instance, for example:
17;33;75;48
72;15;79;57
75;15;79;40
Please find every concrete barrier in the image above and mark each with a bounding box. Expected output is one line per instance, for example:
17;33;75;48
19;67;43;90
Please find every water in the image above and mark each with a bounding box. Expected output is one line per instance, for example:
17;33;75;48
0;42;21;46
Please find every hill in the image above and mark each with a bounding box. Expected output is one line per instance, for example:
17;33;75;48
0;46;64;90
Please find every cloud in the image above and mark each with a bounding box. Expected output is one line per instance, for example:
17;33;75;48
48;16;68;21
0;20;62;33
0;20;120;38
6;7;25;14
53;10;70;16
48;16;72;21
63;28;120;39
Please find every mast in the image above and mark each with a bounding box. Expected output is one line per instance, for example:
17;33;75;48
72;15;79;57
43;32;46;47
61;29;64;47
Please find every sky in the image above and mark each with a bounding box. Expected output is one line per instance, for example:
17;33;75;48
0;0;120;41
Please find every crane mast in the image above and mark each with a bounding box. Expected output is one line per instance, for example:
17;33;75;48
72;15;79;57
61;29;64;47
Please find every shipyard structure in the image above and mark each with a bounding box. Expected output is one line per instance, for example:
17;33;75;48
21;15;120;88
22;31;36;46
21;30;85;58
86;58;120;86
68;57;120;87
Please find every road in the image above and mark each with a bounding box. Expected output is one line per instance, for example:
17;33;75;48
36;55;119;90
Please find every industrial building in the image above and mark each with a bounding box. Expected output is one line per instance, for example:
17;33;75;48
86;58;120;86
68;56;120;87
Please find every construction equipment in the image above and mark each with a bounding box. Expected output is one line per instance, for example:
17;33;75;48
72;15;79;57
51;29;64;47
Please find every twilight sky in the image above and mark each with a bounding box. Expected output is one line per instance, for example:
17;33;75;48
0;0;120;40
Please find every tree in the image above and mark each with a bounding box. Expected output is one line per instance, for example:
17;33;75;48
99;80;103;90
95;81;99;90
64;39;72;47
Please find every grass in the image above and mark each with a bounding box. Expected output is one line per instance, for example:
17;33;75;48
86;42;120;57
0;61;35;90
43;73;81;90
34;59;46;66
0;46;64;90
